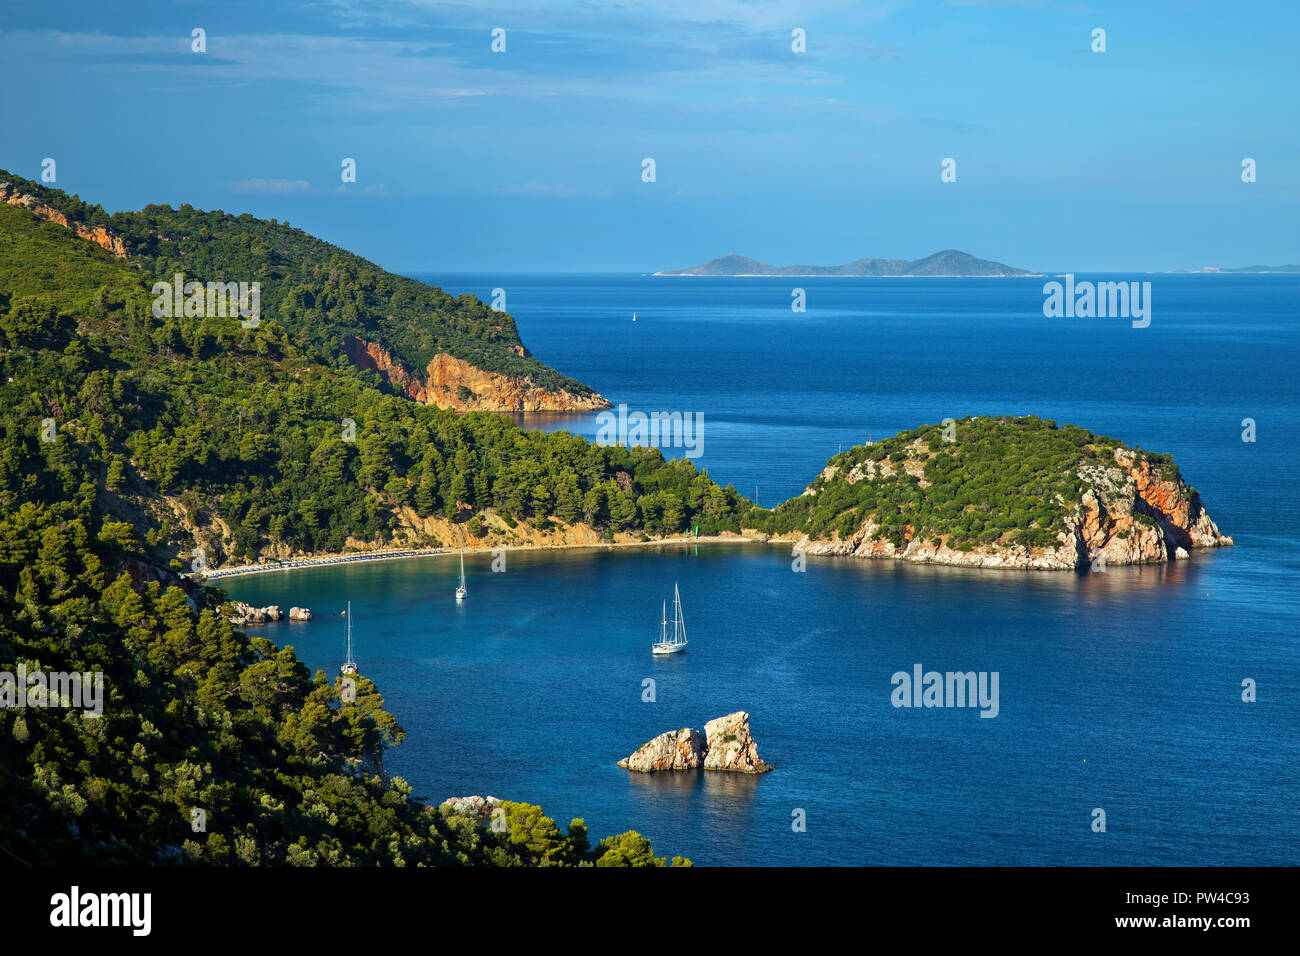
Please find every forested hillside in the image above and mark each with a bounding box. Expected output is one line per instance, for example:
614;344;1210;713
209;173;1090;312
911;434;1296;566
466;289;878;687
0;184;741;866
0;169;599;401
0;196;755;570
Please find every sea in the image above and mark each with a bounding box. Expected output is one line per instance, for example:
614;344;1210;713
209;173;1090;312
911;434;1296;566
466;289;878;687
224;274;1299;865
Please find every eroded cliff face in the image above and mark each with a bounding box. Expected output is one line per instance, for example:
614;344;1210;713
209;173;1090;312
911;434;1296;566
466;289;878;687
793;446;1232;570
0;182;129;258
344;336;610;413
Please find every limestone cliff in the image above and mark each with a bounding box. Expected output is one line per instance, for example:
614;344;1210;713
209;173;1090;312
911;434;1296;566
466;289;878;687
344;335;610;413
0;181;129;258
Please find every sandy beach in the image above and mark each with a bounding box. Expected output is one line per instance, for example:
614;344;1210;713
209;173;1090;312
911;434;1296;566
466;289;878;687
197;532;776;581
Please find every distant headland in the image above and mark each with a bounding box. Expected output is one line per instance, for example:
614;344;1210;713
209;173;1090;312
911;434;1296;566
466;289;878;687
654;249;1037;277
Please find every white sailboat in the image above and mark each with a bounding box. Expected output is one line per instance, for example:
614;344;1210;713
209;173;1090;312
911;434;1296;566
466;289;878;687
455;551;467;603
340;601;358;675
652;583;688;655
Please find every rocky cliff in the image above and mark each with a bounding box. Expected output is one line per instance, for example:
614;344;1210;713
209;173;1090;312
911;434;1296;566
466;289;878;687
784;417;1232;571
344;336;611;413
619;712;772;774
0;181;129;258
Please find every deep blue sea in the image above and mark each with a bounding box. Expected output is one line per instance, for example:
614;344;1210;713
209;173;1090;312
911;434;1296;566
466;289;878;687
227;275;1299;865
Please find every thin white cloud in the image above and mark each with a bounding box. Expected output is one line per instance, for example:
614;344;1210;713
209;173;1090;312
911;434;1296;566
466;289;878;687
494;181;612;198
230;178;312;194
328;0;898;30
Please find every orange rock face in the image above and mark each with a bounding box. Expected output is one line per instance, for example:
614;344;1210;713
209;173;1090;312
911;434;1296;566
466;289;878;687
0;182;129;258
344;336;610;413
1128;456;1192;529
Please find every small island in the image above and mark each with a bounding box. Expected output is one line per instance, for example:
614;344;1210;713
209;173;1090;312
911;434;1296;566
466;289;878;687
771;416;1232;570
619;712;773;774
654;249;1036;277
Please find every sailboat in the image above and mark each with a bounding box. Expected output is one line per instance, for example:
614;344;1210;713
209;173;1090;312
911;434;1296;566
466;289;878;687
652;583;688;655
455;551;467;603
340;601;358;675
632;312;637;322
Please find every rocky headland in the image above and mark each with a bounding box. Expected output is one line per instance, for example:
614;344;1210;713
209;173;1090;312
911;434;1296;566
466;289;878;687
775;416;1232;571
344;335;611;413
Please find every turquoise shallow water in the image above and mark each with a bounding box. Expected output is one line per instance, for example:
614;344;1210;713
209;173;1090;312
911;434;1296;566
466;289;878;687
228;275;1299;865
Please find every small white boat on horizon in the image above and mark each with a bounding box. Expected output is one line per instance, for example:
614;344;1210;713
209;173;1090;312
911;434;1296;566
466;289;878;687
652;583;688;655
455;550;467;603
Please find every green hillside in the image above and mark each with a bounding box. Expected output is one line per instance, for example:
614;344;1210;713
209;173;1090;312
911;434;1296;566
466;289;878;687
0;187;750;866
0;169;596;397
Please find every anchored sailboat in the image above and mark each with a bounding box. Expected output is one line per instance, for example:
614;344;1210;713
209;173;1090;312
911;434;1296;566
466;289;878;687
652;583;688;655
455;551;467;603
340;601;358;675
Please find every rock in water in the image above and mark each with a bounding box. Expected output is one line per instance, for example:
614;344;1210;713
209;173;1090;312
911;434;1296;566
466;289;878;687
229;602;296;625
617;727;708;772
289;606;313;621
703;712;773;773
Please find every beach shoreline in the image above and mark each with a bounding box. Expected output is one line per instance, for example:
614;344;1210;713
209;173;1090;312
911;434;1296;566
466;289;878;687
196;533;774;581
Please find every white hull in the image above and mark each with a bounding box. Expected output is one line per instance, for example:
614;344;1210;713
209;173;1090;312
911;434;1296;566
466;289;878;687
652;641;687;655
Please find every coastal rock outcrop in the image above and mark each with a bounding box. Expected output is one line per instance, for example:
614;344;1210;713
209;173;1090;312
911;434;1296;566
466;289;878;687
619;713;771;774
703;712;774;774
343;336;611;413
289;606;313;621
439;795;502;820
617;727;708;772
228;602;283;625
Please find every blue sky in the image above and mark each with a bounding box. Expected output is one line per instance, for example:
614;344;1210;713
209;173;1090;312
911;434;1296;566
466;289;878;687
1;0;1296;272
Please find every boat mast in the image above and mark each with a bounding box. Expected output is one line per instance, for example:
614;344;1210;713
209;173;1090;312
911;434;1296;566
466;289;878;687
673;583;686;645
344;601;354;667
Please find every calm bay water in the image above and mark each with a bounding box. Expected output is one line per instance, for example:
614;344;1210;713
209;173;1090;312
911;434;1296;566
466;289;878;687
228;275;1299;865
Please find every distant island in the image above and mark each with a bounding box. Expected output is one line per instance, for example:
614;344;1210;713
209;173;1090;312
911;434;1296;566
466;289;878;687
655;249;1037;277
1175;264;1300;274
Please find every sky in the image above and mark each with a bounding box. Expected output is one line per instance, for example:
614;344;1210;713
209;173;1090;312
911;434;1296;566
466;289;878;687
1;0;1297;273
